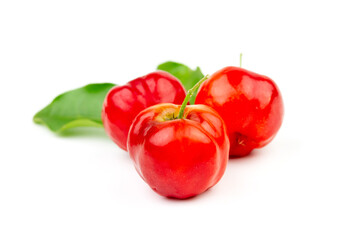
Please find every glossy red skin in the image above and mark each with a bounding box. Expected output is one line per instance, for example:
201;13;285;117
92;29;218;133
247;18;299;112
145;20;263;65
196;66;284;157
127;103;229;199
102;71;186;151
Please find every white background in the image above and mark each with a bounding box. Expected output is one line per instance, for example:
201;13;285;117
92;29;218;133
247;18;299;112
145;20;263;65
1;0;359;239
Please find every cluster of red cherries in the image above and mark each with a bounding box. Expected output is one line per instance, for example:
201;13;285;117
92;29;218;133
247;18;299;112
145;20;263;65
102;66;284;199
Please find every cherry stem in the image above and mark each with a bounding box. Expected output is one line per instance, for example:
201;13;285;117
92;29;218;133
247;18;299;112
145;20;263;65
240;53;243;68
177;75;209;119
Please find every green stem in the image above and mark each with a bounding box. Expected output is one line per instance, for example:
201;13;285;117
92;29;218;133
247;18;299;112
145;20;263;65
240;53;243;68
177;75;209;119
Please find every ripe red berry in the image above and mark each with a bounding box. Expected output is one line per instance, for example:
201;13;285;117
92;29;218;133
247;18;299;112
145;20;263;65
102;71;186;150
196;67;284;157
127;103;229;199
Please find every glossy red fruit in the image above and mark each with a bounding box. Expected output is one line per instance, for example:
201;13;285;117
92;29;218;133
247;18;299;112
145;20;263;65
102;71;186;151
196;67;284;157
127;103;229;199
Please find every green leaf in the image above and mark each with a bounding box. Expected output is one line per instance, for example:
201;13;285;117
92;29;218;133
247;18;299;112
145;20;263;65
157;61;204;104
33;83;116;133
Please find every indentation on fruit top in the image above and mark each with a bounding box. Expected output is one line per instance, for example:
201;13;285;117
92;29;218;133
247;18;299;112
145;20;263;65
163;112;176;121
155;108;179;122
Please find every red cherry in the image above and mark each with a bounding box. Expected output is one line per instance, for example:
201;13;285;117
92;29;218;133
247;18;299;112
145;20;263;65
102;71;186;151
196;66;284;157
127;103;229;199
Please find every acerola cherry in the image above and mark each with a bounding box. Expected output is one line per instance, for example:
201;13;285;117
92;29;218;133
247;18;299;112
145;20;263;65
127;77;229;199
102;71;186;151
195;67;284;157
